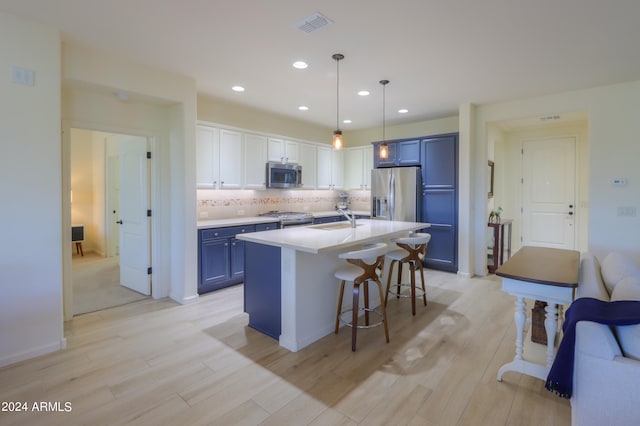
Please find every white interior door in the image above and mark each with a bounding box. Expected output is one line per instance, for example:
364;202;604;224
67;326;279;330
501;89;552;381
522;137;576;249
106;155;120;257
118;136;151;295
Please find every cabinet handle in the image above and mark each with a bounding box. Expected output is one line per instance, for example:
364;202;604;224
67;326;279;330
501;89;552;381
225;243;228;246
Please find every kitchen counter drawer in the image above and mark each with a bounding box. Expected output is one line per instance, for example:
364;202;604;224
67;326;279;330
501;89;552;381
200;225;256;240
256;222;279;232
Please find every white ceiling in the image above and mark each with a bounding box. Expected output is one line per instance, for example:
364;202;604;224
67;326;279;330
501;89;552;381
3;0;640;130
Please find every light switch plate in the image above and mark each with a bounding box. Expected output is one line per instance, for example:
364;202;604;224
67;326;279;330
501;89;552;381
11;66;35;86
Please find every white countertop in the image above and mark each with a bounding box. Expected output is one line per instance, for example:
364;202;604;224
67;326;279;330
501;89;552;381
197;210;371;229
236;219;430;254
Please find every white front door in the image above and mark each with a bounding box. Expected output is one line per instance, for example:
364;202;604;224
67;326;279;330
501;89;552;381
118;136;151;295
522;137;576;249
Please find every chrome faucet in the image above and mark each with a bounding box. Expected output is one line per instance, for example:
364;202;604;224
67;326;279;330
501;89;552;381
337;207;357;228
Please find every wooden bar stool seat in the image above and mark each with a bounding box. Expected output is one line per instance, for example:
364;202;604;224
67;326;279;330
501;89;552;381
384;233;431;315
334;243;390;351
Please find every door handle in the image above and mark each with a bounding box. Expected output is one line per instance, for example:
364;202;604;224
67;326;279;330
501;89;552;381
116;220;123;224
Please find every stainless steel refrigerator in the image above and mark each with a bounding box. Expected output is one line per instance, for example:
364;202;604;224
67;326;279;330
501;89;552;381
371;166;421;221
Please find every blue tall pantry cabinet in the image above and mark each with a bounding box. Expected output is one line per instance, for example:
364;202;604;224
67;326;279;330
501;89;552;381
420;134;458;272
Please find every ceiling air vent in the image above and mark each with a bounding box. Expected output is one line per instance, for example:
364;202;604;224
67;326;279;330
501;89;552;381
295;12;333;33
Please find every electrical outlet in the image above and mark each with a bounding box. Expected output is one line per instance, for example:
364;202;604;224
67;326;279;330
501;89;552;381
199;211;208;219
237;209;245;216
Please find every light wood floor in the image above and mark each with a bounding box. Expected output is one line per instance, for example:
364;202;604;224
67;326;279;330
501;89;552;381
0;270;570;425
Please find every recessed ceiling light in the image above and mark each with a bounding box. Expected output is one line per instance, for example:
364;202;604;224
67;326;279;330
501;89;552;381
357;90;370;96
232;85;245;92
343;119;352;124
293;61;308;69
398;108;409;114
298;105;309;111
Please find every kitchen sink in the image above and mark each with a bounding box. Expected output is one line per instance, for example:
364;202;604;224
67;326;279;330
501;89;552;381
311;222;362;230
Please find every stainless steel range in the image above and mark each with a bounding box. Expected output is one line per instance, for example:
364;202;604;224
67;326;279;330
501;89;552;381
259;211;314;228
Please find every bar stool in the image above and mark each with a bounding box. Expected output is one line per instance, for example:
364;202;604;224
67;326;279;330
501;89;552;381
384;233;431;315
334;243;390;351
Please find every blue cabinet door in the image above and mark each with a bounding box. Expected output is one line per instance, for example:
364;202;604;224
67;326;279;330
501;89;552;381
373;142;396;167
200;237;230;290
397;140;421;166
421;135;457;188
421;134;458;272
230;237;245;280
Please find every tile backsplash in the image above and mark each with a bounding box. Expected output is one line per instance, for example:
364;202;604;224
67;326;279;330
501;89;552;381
197;189;371;219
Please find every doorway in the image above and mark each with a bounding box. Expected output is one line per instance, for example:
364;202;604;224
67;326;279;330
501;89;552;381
487;112;589;261
70;128;151;315
522;136;577;249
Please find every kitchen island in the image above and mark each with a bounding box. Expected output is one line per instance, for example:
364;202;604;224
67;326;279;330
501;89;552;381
236;219;430;352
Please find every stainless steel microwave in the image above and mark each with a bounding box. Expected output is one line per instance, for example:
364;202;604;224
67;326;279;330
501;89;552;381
266;161;302;188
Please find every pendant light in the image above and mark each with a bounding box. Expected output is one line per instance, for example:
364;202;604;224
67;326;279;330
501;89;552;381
379;79;390;159
332;53;344;150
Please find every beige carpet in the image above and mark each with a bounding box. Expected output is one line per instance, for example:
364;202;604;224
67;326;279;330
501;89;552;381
72;254;148;315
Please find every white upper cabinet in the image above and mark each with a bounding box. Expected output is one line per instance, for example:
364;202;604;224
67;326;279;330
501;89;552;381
243;133;268;189
268;138;299;163
298;143;316;189
345;146;373;190
197;124;372;193
317;146;344;190
332;149;344;190
218;129;243;189
196;126;219;189
197;125;242;189
363;145;373;189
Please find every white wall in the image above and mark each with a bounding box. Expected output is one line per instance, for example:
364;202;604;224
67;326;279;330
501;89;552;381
471;80;640;275
198;95;332;145
348;116;459;147
0;12;64;366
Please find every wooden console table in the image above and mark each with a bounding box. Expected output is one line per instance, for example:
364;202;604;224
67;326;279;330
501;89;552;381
488;219;512;273
496;246;579;382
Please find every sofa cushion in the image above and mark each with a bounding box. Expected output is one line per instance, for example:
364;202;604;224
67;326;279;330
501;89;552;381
601;252;640;296
610;276;640;360
577;252;610;301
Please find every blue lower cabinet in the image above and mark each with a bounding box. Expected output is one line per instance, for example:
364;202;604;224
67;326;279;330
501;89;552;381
200;238;230;289
230;238;245;280
198;224;265;294
313;215;345;224
244;242;281;340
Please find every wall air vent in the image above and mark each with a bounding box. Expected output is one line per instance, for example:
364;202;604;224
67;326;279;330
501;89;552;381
539;115;561;122
295;12;333;33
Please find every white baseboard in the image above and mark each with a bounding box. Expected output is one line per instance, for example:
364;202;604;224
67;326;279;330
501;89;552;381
457;270;474;279
170;293;199;305
0;338;67;368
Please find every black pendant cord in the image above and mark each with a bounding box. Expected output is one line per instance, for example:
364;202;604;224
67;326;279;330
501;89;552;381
332;53;344;132
380;79;390;143
382;82;386;141
336;58;340;130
